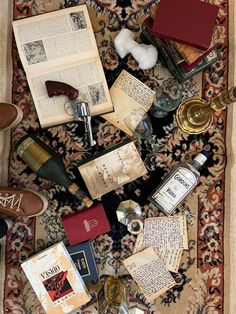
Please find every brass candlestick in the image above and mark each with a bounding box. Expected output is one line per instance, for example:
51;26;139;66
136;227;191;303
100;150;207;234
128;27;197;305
176;87;236;134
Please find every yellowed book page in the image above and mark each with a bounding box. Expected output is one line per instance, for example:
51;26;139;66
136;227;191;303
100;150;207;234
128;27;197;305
123;247;176;301
12;5;98;72
27;57;112;128
133;231;183;273
78;141;147;199
102;70;155;136
143;215;188;250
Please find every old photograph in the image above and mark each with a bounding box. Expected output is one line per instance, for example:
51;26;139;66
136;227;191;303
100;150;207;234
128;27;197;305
69;12;87;30
88;83;107;106
23;40;47;65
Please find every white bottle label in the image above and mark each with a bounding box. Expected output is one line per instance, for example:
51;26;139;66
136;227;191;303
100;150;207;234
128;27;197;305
152;167;198;213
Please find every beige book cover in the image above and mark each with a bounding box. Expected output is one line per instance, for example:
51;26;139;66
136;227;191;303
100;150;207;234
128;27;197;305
78;140;147;199
21;242;91;314
13;5;113;128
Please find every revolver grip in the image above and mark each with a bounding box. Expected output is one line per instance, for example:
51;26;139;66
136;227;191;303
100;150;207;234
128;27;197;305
45;80;79;100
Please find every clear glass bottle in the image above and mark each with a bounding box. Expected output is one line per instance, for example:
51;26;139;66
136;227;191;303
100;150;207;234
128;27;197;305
124;108;153;140
176;86;236;134
150;84;182;118
148;151;208;215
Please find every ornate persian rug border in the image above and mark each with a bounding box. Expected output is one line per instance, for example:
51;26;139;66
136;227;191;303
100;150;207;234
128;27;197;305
0;0;13;186
0;0;13;312
225;0;236;313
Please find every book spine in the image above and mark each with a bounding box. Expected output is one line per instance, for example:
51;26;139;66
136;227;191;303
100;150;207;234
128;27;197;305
144;16;207;66
163;39;185;65
140;29;184;82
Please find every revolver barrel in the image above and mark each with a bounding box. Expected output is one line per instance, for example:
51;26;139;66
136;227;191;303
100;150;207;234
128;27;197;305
71;100;96;147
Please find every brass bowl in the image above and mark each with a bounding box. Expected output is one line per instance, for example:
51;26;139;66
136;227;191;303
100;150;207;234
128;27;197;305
175;97;213;134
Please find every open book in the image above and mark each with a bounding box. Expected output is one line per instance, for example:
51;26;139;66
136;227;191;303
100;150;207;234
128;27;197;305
13;5;113;128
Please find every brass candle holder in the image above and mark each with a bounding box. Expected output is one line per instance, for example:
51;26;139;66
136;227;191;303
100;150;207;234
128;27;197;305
176;87;236;134
176;97;212;134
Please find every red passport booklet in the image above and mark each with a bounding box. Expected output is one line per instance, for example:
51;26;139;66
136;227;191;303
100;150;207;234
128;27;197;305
62;203;111;245
152;0;219;50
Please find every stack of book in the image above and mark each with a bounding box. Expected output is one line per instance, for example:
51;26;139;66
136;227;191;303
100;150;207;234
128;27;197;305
141;0;221;82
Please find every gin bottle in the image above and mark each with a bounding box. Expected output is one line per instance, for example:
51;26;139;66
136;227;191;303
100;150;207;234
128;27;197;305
148;152;208;215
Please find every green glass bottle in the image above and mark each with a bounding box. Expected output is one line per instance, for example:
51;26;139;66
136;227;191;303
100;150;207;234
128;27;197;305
15;134;93;208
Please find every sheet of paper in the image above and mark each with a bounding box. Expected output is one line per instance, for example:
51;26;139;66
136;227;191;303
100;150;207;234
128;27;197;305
143;215;188;250
102;70;155;136
123;247;176;301
12;5;98;72
133;230;183;273
156;249;183;273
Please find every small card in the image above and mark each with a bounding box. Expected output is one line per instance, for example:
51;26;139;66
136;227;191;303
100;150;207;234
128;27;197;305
143;215;188;250
67;241;99;283
133;216;187;273
78;140;147;199
102;70;155;136
123;247;176;301
62;203;111;245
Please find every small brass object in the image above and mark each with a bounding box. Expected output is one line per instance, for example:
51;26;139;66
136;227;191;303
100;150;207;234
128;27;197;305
176;87;236;134
176;97;212;134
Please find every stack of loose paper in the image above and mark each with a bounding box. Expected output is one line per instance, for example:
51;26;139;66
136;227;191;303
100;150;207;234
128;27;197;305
123;215;188;301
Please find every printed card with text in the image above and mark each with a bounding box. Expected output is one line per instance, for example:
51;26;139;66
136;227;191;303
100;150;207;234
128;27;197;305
123;247;176;301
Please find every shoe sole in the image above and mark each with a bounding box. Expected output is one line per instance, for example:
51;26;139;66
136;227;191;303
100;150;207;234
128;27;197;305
24;189;49;217
2;104;24;131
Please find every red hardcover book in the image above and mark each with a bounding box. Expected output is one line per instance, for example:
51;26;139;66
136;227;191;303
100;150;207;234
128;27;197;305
152;0;219;50
62;203;111;245
143;16;218;66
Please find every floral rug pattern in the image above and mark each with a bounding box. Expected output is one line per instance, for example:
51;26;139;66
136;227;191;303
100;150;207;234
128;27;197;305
2;0;228;313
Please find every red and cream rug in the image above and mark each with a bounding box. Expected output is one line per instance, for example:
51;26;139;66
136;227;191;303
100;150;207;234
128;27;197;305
0;0;233;313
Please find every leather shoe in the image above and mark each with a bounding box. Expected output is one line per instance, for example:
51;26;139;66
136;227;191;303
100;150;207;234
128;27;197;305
0;103;23;131
0;186;48;218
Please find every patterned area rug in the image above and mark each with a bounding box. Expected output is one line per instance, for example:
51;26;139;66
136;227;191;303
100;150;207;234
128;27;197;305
1;0;228;313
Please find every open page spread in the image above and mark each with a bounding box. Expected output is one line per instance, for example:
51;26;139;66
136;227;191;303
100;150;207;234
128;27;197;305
13;5;113;128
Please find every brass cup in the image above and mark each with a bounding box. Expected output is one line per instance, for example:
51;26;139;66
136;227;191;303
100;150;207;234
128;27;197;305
176;97;213;134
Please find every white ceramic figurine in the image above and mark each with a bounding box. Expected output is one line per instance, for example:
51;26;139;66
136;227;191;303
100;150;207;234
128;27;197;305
114;28;158;70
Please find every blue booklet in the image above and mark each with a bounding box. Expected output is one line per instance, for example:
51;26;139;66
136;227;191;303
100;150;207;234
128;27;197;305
67;241;99;283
